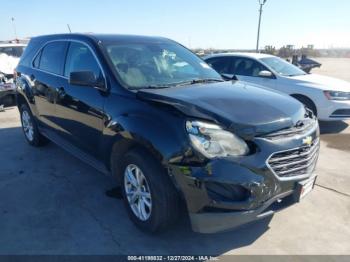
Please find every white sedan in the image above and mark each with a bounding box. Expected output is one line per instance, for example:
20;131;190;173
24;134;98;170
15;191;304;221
204;53;350;121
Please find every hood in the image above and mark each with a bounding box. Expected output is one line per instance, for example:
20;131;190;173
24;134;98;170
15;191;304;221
289;73;350;92
137;81;307;138
0;53;19;75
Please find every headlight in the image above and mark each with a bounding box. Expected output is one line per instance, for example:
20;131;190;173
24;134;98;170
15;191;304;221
324;91;350;101
186;120;249;158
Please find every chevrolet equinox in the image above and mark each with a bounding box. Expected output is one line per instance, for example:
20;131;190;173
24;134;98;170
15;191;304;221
15;34;320;233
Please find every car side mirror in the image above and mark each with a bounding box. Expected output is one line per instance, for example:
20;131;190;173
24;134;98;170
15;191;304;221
69;71;105;89
258;70;274;78
221;73;238;81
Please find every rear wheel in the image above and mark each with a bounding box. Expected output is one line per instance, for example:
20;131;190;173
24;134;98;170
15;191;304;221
118;148;180;233
20;104;49;146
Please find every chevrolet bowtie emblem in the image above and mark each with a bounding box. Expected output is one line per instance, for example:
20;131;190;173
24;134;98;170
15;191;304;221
303;136;313;146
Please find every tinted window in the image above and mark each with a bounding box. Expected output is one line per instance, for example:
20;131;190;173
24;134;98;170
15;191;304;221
33;51;41;68
39;42;67;75
18;39;43;67
64;42;102;79
232;58;268;77
206;57;233;74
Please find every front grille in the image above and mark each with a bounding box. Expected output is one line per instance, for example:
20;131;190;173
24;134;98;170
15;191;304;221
267;138;320;178
263;117;317;140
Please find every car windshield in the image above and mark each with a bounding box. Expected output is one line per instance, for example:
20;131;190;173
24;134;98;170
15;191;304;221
103;41;222;89
0;46;26;58
260;57;306;77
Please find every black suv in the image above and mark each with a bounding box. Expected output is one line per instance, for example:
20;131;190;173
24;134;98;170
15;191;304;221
16;34;320;233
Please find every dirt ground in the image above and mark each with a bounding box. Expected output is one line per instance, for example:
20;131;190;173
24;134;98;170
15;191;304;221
0;59;349;255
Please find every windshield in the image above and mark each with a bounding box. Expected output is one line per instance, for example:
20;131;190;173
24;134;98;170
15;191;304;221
103;42;222;89
0;46;26;58
260;57;306;77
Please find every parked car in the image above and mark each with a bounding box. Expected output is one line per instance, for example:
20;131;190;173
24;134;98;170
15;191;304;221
0;73;16;108
16;34;320;233
0;43;27;107
292;54;322;73
204;53;350;121
0;43;26;59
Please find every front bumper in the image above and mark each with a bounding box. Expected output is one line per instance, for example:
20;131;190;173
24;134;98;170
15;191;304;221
189;190;294;233
169;123;319;233
317;99;350;121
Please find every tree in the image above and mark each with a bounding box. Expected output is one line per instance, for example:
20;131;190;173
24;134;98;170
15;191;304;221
263;45;276;55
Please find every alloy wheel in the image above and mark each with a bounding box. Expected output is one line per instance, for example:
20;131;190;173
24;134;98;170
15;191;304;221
21;110;34;142
124;164;152;221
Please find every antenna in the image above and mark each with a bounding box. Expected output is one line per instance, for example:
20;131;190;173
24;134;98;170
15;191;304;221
67;24;72;33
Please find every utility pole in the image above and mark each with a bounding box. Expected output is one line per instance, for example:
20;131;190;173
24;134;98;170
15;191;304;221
256;0;267;53
11;17;18;40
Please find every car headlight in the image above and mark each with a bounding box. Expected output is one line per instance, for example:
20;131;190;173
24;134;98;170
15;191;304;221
324;91;350;101
186;120;249;158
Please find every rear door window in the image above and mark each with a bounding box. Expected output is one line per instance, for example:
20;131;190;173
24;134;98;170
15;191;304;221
38;42;67;75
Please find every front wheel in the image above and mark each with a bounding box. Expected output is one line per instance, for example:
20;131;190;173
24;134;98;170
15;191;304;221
292;95;318;117
124;164;153;222
119;148;180;233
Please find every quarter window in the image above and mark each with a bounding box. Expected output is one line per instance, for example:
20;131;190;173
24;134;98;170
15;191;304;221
33;51;41;68
38;42;67;75
64;42;102;79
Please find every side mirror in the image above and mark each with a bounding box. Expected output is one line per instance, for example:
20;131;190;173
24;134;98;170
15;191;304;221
258;70;274;78
69;71;105;89
221;73;238;81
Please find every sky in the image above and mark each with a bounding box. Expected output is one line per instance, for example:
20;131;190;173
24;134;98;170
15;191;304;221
1;0;350;49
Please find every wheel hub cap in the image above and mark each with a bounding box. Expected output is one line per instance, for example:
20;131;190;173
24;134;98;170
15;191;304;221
124;164;152;221
21;110;34;141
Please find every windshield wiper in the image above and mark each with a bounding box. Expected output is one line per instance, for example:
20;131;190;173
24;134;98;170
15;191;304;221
286;73;306;77
129;84;172;90
130;78;224;90
146;85;172;89
173;78;224;87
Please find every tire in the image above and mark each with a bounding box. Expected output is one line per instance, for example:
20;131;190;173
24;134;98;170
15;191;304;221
292;95;317;117
20;104;49;147
118;148;180;233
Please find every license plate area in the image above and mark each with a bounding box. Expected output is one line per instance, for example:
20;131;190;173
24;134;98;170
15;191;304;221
0;83;15;90
295;175;317;201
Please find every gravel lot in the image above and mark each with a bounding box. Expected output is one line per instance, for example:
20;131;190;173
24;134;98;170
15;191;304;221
313;58;350;82
0;58;349;255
